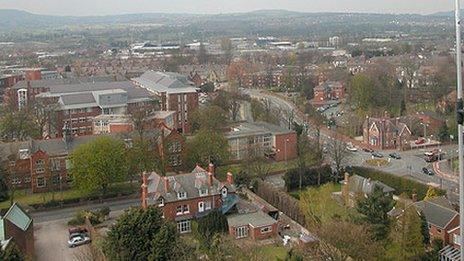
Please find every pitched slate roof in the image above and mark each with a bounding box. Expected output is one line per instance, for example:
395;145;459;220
225;121;294;139
12;75;116;90
1;203;32;232
227;210;277;228
147;166;236;203
414;200;459;229
133;71;198;94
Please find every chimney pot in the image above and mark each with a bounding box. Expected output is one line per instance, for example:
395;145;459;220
208;163;215;176
226;172;234;185
208;172;213;187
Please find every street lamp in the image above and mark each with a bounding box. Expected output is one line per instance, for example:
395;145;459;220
453;1;464;259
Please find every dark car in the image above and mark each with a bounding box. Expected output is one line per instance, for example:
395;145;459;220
422;168;435;176
389;153;401;159
372;152;384;158
363;148;374;153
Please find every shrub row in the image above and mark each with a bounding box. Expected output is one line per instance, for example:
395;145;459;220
284;165;333;191
346;166;446;200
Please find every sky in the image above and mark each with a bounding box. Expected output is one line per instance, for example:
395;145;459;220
0;0;455;16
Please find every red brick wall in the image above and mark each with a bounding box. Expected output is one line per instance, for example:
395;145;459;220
109;123;134;133
4;219;34;260
429;215;459;245
167;92;198;133
251;222;278;240
161;195;223;221
274;132;297;162
57;106;102;137
25;70;42;81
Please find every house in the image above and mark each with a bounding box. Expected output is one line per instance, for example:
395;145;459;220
132;71;199;133
312;81;345;103
227;210;278;240
0;203;34;260
414;197;459;246
141;164;238;234
339;173;395;207
2;126;185;193
363;113;412;150
225;121;297;162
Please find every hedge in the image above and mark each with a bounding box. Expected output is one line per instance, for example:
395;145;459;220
284;165;333;191
346;166;446;200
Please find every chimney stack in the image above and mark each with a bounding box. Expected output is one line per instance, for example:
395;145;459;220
141;172;148;210
342;172;350;205
226;172;234;185
208;163;215;176
164;176;170;192
207;172;213;187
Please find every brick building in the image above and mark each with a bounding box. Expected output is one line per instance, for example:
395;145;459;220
141;164;237;234
313;81;345;102
414;197;459;246
0;203;34;260
2;127;186;193
132;71;199;133
363;114;412;150
227;210;278;240
225;122;297;162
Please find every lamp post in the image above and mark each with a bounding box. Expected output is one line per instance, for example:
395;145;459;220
454;1;464;259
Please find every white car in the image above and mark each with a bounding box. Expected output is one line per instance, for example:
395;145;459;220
346;145;358;152
68;235;91;248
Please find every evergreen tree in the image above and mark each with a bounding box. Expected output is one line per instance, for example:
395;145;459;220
0;241;24;261
0;164;9;202
438;123;450;142
197;209;228;247
387;202;425;260
419;212;430;245
357;186;395;241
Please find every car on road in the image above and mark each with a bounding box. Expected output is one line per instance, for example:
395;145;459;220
363;148;374;153
422;168;435;176
389;153;401;159
371;152;383;158
68;235;91;248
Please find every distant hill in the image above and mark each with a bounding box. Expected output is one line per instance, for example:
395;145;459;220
429;10;463;17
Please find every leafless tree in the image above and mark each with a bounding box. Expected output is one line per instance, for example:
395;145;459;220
127;101;159;140
327;136;350;181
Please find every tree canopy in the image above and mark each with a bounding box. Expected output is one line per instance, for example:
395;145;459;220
104;206;190;261
185;129;229;168
191;105;228;132
70;136;128;195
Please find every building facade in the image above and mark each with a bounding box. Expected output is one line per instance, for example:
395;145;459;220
363;114;412;150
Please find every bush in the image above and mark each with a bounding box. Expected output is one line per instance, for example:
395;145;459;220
67;207;110;226
347;166;446;199
284;165;332;191
196;210;228;248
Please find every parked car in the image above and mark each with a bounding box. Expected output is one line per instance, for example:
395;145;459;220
363;148;374;153
347;146;358;152
422;168;435;176
415;138;426;145
372;152;384;158
68;235;91;248
389;153;401;159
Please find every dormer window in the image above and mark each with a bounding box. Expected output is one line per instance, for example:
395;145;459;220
221;187;228;198
199;188;208;197
177;192;187;199
157;197;164;207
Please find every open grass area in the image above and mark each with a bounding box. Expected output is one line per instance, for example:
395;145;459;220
0;182;138;210
258;245;287;260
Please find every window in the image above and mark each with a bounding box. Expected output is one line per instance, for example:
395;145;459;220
37;177;46;188
25;177;31;183
157;197;164;207
35;159;45;173
199;188;208;196
52;175;60;185
177;191;187;199
65;159;72;170
236;226;249;239
168;154;182;167
51;158;61;171
260;226;272;234
205;201;212;210
221;187;228;198
176;204;189;215
168;141;181;153
437;228;442;233
11;177;21;185
454;234;461;246
177;220;191;233
198;202;205;212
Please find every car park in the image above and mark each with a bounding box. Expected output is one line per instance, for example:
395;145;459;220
68;235;91;248
372;152;383;158
389;153;401;159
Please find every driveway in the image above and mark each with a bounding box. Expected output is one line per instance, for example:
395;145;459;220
35;219;89;261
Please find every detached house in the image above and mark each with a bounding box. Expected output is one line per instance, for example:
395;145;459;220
363;113;412;150
141;164;238;234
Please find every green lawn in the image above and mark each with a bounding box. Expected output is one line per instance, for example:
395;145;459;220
0;182;138;210
258;245;287;260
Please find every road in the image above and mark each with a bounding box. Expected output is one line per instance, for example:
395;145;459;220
242;88;459;194
31;198;140;223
